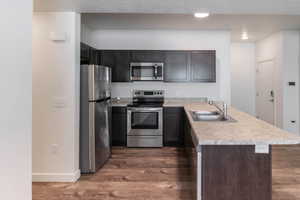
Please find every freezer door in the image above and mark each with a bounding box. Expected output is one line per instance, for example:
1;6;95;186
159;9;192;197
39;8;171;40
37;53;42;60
88;65;111;101
100;66;111;99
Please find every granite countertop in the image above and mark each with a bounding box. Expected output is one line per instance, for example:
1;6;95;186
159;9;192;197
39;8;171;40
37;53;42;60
184;103;300;147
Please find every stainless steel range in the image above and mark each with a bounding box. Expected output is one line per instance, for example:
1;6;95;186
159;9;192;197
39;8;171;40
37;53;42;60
127;90;164;147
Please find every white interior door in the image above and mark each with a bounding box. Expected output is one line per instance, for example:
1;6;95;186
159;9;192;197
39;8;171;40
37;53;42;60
256;60;275;125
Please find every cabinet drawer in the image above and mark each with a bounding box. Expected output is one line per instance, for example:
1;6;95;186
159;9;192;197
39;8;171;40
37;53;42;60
164;107;184;115
112;106;127;114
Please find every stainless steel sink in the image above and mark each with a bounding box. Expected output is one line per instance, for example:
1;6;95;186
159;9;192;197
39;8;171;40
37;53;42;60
190;110;236;122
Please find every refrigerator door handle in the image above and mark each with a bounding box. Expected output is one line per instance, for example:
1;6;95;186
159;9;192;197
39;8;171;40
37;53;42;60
88;102;96;171
88;65;96;101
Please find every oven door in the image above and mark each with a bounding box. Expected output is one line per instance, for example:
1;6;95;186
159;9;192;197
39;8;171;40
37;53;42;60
127;107;163;136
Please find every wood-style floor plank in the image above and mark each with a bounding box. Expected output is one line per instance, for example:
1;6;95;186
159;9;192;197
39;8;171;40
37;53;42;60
33;145;300;200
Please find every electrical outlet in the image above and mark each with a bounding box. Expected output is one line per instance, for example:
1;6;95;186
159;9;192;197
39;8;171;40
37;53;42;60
51;144;59;155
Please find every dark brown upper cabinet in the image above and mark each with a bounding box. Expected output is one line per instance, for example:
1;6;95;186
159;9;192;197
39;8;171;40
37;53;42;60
190;50;216;82
101;50;131;82
92;48;216;83
164;51;189;82
80;43;90;65
131;50;165;63
80;43;99;65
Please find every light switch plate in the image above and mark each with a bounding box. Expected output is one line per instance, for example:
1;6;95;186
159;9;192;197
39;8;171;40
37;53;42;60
52;97;67;109
49;32;67;41
255;144;269;154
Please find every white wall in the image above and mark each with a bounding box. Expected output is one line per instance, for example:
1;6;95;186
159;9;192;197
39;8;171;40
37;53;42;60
112;82;219;99
231;43;256;115
0;0;32;199
81;23;94;47
256;31;300;134
89;30;231;103
281;31;300;134
32;12;81;182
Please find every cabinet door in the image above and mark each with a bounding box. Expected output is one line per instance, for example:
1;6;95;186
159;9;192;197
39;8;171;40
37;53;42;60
164;51;189;82
101;50;114;67
80;43;91;65
190;50;216;82
112;107;127;146
163;107;184;146
114;51;130;82
102;51;130;82
96;50;102;65
131;50;165;62
89;48;99;65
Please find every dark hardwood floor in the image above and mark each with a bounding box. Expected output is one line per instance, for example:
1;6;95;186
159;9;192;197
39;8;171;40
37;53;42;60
33;145;300;200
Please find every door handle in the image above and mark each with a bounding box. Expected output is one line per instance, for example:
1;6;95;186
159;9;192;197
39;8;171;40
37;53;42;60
270;90;274;97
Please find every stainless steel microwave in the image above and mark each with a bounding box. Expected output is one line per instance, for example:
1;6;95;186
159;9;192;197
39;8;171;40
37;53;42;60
130;62;164;81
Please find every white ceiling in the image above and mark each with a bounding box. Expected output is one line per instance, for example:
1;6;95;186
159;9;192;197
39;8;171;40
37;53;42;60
35;0;300;14
82;14;300;42
35;0;300;42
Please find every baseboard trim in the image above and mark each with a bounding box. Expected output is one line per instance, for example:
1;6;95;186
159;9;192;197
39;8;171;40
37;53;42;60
32;169;81;182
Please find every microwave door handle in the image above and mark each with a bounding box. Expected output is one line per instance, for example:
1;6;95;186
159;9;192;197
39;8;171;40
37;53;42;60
154;65;158;79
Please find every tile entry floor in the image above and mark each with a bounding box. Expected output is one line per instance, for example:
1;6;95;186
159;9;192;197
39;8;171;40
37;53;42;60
33;146;300;200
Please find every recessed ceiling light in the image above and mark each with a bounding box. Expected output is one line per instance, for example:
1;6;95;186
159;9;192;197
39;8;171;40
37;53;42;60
241;32;249;40
194;12;210;18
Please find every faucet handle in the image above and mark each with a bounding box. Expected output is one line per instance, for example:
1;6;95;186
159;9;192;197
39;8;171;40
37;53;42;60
208;100;214;105
223;103;228;119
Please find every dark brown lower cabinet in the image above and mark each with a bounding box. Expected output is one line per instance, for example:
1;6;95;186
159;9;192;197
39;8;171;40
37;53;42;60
112;106;127;146
163;107;184;146
184;114;197;199
202;145;271;200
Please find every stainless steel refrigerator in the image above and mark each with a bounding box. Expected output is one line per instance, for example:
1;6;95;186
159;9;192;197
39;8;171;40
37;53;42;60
80;65;112;173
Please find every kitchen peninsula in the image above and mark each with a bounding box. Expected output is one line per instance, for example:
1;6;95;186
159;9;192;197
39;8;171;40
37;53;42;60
181;103;300;200
112;99;300;200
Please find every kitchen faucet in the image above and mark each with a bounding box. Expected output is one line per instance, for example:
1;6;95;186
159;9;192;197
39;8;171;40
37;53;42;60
208;100;228;119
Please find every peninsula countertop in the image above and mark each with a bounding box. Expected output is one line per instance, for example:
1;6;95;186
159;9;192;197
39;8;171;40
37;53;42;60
184;103;300;147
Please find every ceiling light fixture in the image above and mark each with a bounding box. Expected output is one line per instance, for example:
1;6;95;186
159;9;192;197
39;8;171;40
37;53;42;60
241;32;249;40
194;12;210;18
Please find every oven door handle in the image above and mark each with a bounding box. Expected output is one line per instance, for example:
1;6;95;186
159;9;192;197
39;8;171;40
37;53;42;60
127;107;162;112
